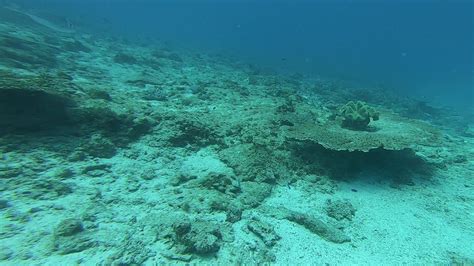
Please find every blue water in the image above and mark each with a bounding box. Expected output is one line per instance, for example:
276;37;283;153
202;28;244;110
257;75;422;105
14;0;474;110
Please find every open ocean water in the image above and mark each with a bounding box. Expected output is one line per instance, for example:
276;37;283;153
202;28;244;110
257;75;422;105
0;0;473;265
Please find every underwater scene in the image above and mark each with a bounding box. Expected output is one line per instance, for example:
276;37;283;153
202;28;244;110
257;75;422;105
0;0;473;265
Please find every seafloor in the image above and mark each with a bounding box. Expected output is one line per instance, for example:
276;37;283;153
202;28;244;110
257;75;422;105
0;7;473;265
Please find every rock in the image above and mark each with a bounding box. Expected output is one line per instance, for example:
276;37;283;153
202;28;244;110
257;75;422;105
62;40;91;53
161;250;193;262
54;218;83;237
302;175;337;194
53;234;95;255
325;199;356;221
4;210;30;223
173;218;222;255
27;179;73;199
171;172;197;186
81;163;111;177
54;168;74;179
140;168;156;180
247;219;281;247
285;211;350;243
226;204;243;223
167;118;217;147
128;117;153;139
88;89;111;101
0;199;10;209
53;218;94;255
113;53;138;64
104;233;153;265
229;242;276;264
0;247;13;260
28;206;43;213
67;150;87;162
0;165;22;179
260;207;351;244
198;172;240;195
81;134;117;158
448;251;474;265
219;144;289;183
238;182;272;208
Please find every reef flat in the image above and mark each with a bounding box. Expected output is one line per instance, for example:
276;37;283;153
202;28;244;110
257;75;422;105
0;7;473;265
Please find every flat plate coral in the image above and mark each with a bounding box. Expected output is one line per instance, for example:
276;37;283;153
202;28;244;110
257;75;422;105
285;111;441;153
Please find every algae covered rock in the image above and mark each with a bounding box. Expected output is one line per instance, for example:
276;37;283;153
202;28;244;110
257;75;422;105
260;206;351;244
225;203;243;223
0;199;10;209
52;218;95;254
167;117;219;147
81;133;117;158
337;100;379;130
104;233;154;266
219;144;291;183
113;52;138;64
172;218;222;255
325;199;356;221
285;211;351;243
246;218;281;247
198;172;241;195
28;179;73;200
54;218;83;236
238;181;273;208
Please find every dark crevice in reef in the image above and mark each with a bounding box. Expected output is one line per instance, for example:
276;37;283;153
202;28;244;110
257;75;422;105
0;78;153;158
0;88;75;135
294;142;434;183
168;119;220;148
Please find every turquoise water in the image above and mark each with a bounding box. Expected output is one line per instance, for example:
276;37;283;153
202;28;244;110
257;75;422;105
0;1;473;265
22;0;472;110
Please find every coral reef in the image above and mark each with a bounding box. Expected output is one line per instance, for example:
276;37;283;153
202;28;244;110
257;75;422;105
0;11;472;266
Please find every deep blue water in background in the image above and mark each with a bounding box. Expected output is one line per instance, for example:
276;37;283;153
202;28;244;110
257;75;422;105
9;0;474;111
